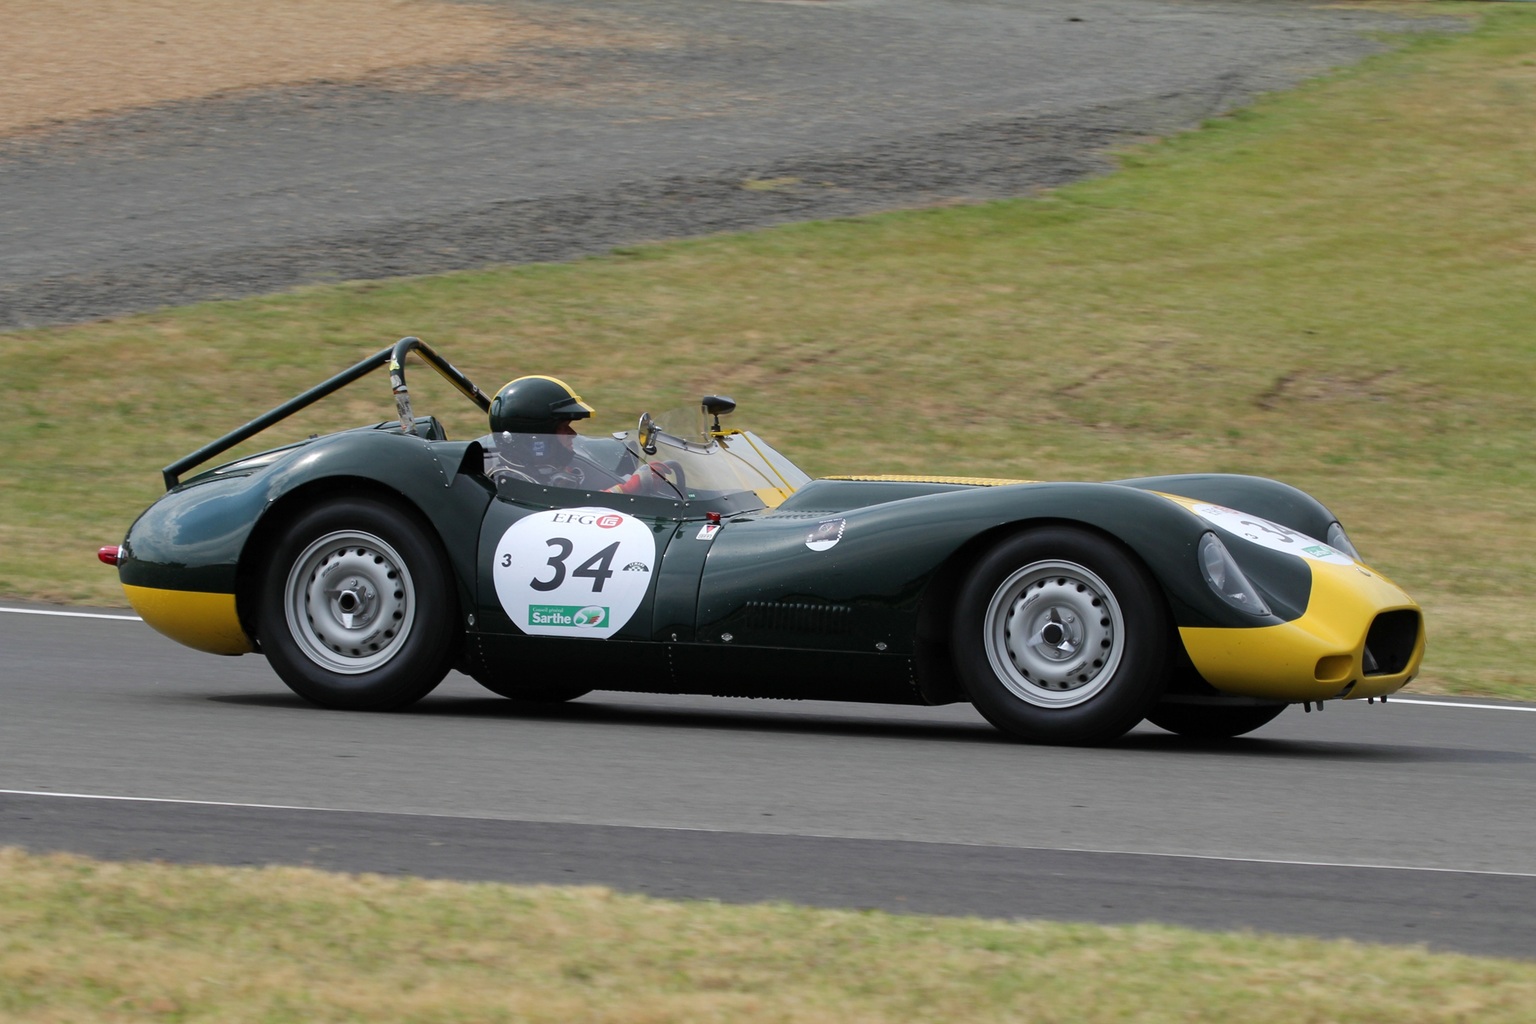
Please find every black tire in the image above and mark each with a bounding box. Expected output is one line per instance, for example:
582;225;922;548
257;496;458;710
474;678;592;704
951;527;1171;745
1146;702;1286;739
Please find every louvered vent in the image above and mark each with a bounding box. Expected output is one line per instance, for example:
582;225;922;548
742;600;854;635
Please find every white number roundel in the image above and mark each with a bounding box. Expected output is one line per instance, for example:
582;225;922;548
493;508;657;638
1191;504;1354;565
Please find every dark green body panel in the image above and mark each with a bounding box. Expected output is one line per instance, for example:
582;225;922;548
461;486;935;702
119;473;278;594
120;427;494;619
1115;473;1340;543
461;475;1324;704
693;479;1313;654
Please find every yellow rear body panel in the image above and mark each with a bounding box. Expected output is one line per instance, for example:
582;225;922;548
123;585;253;656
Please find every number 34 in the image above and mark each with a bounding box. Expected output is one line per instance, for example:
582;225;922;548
501;538;620;593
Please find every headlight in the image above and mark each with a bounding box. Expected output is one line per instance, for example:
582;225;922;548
1326;522;1362;562
1199;533;1271;616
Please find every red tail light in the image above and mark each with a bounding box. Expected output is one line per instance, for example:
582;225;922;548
98;545;121;566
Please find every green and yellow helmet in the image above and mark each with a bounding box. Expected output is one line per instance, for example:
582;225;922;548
488;375;595;434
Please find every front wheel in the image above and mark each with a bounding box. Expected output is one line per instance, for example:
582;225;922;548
951;528;1171;745
258;496;458;710
1146;702;1286;739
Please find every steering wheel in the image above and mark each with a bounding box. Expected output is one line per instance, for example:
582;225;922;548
652;459;686;496
606;458;686;497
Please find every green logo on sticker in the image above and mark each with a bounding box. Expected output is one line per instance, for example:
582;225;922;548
529;604;609;628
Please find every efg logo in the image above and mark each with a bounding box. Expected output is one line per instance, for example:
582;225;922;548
529;604;609;628
551;511;627;528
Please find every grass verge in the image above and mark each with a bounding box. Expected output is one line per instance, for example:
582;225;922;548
3;847;1535;1023
2;5;1533;698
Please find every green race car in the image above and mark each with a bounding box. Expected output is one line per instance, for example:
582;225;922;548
102;338;1425;744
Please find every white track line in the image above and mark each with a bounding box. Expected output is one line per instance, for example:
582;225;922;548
1;789;322;813
1390;698;1536;712
3;788;1535;879
0;606;140;621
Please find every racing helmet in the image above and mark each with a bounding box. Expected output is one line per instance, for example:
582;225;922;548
488;375;595;434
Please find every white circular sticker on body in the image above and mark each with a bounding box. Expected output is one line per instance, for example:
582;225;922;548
493;508;657;638
806;519;846;552
1191;504;1354;565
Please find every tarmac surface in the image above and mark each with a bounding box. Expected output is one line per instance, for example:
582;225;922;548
4;605;1535;959
0;0;1459;328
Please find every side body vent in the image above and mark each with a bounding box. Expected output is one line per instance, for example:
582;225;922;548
741;600;854;636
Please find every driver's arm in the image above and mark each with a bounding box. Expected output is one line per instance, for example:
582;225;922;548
606;461;676;495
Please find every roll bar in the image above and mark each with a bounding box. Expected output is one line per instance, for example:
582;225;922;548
160;337;491;490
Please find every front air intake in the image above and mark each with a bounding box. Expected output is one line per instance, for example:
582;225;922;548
1363;610;1421;676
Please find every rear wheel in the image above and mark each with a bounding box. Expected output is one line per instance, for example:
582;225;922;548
1146;702;1286;739
952;528;1171;744
258;496;457;710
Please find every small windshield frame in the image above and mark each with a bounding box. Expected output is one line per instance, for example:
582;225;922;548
480;403;810;518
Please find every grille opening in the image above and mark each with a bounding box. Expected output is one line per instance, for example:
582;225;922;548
1364;609;1420;676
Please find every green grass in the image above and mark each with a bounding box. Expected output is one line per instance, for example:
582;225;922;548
3;847;1535;1024
4;4;1534;698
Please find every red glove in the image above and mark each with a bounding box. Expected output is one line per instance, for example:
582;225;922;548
607;461;671;495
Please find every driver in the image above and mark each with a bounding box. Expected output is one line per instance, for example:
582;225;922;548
482;375;597;488
481;375;683;496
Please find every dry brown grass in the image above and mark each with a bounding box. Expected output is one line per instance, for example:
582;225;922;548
5;847;1536;1024
0;0;652;136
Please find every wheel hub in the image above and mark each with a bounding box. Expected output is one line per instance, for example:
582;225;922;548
329;577;378;629
286;531;415;674
984;560;1125;708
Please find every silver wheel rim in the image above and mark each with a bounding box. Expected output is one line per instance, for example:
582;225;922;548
982;559;1125;708
284;529;415;675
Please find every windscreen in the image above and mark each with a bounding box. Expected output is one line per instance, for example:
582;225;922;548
481;405;811;509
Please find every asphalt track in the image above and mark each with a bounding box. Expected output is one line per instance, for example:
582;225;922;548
3;606;1534;960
